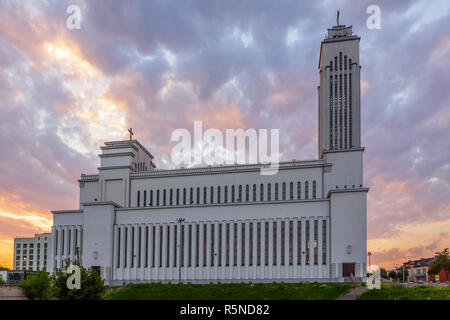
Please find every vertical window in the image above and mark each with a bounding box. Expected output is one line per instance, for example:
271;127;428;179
246;185;249;202
313;181;317;199
150;190;153;206
197;187;200;204
131;227;134;268
157;190;160;206
249;222;253;266
297;182;301;199
241;223;245;266
275;183;278;200
225;186;228;203
203;187;207;204
272;222;277;265
163;189;166;206
267;183;271;201
289;221;293;266
210;225;214;267
217;186;221;203
190;188;193;204
166;226;169;267
281;221;285;265
137;191;140;207
210;186;214;203
349;73;353;146
181;225;185;267
145;226;148;267
260;184;264;201
62;230;65;256
231;185;235;203
124;228;128;268
183;188;186;205
305;181;309;200
322;220;327;265
143;190;147;207
290;182;293;200
203;224;207;267
218;224;222;267
233;223;238;266
238;185;242;202
330;74;333;148
314;220;318;265
264;222;269;266
253;184;256;201
282;183;286;200
174;225;177;267
306;221;310;265
176;189;180;205
297;221;301;265
68;229;71;255
188;225;192;267
195;225;199;267
151;226;155;268
226;223;230;266
170;189;173;205
117;228;121;267
257;222;261;266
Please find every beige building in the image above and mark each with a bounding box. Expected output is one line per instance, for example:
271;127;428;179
13;233;51;272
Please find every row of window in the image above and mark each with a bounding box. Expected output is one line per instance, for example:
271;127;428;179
328;65;353;150
329;52;352;72
16;243;48;249
54;228;79;257
137;181;318;207
116;219;327;269
16;249;47;255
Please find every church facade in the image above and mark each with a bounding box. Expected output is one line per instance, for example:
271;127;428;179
50;23;368;285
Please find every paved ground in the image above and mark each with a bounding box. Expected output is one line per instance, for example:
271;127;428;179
336;286;368;300
0;286;27;300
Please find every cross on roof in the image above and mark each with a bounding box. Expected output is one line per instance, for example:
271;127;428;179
128;128;134;140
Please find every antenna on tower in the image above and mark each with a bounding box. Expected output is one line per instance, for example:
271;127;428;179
336;10;340;26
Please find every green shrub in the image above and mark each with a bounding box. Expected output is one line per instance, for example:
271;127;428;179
52;260;105;300
20;270;52;300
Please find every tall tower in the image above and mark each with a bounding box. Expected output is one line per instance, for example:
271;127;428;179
318;22;361;159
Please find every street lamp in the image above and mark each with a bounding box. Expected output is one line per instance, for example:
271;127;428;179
368;252;372;271
176;218;185;284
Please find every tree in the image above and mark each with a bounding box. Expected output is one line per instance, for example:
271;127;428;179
52;259;105;300
388;270;396;279
428;248;450;281
380;268;388;279
20;270;52;300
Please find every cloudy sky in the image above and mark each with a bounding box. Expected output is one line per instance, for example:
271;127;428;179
0;0;449;269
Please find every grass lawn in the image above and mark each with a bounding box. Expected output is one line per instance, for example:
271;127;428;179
103;282;356;300
358;284;450;300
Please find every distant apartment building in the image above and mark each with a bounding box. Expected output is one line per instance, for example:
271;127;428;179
13;233;52;272
403;257;435;283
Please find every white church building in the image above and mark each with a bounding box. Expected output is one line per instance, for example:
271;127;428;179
50;22;368;285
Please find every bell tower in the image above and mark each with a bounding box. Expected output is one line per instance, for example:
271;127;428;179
318;18;361;159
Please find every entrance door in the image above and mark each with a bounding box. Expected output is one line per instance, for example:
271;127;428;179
342;263;355;277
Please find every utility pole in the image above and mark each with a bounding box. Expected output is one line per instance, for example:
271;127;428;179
176;218;185;284
368;252;372;272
